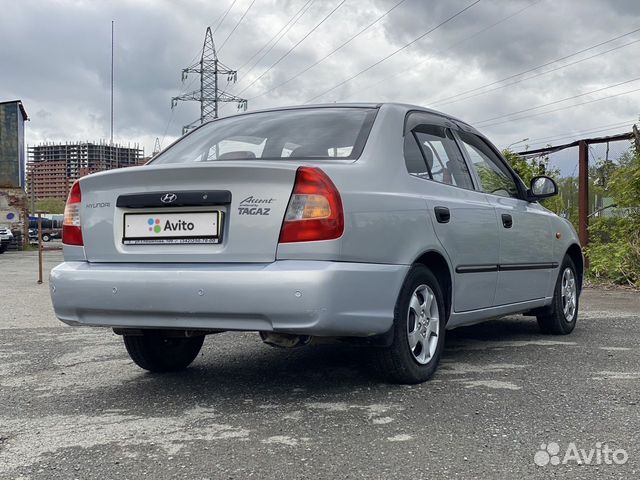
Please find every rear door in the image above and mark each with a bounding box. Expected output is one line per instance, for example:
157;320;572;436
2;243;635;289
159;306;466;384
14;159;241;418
455;129;555;305
404;112;499;312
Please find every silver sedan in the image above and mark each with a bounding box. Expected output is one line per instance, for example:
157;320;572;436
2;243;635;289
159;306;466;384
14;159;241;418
50;103;582;383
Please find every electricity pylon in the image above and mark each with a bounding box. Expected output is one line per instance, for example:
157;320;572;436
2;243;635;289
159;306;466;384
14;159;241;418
152;137;161;156
171;27;247;135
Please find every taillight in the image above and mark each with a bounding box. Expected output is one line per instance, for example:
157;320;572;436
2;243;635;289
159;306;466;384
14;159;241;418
62;180;83;246
279;167;344;243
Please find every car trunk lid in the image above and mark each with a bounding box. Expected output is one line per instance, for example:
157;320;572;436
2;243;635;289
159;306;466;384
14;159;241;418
79;162;298;263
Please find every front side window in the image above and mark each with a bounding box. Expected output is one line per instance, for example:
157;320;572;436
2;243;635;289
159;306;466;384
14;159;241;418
152;107;377;164
404;122;474;190
457;131;519;198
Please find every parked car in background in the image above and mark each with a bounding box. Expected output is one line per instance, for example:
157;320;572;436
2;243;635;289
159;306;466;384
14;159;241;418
0;227;13;254
49;103;583;383
28;228;60;243
28;215;62;242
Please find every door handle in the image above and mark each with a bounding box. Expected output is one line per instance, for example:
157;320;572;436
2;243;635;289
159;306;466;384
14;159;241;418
434;206;450;224
501;213;513;228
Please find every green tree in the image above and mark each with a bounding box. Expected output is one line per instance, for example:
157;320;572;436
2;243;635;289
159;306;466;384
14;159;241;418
502;148;559;185
502;148;563;213
586;143;640;287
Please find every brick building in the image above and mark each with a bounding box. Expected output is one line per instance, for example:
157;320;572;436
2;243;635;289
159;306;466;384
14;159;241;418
27;141;145;202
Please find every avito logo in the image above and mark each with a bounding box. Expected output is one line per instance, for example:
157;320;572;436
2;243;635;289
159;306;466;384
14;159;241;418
147;218;161;233
147;217;195;234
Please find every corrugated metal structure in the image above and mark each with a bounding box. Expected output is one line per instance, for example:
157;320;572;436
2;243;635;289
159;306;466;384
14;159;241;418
0;100;29;189
27;141;145;201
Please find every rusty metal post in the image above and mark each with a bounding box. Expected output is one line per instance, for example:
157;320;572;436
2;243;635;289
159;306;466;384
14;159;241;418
37;212;43;284
578;140;589;248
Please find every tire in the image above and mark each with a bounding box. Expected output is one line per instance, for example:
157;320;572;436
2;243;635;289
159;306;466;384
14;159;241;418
123;331;205;372
537;256;579;335
42;234;50;242
375;265;447;384
0;244;6;254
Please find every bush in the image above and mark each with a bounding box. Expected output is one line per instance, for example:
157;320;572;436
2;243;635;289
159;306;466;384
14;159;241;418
586;216;640;287
504;144;640;287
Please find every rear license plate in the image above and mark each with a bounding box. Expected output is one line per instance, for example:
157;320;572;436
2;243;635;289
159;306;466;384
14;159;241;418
123;211;222;245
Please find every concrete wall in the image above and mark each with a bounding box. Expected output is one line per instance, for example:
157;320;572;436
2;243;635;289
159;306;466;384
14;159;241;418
0;101;27;189
0;102;21;188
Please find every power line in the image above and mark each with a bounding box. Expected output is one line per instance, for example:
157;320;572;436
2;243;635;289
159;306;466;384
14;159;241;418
475;76;640;124
432;37;640;109
235;0;348;96
521;119;638;148
246;0;409;100
340;0;542;102
303;0;482;104
479;85;640;129
213;0;238;34
218;0;258;53
219;0;315;116
235;0;314;73
428;26;640;107
230;0;315;93
526;126;635;150
180;1;242;69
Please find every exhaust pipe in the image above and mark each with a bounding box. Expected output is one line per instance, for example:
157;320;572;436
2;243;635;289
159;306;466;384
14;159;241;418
259;332;311;348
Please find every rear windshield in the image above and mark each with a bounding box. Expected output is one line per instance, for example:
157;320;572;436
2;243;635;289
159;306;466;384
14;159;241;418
152;107;377;164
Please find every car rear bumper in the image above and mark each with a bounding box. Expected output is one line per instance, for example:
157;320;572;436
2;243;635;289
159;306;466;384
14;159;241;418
50;260;408;336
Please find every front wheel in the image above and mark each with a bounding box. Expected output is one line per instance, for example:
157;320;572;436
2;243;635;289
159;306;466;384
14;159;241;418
123;332;205;372
537;256;579;335
41;234;50;242
375;265;446;384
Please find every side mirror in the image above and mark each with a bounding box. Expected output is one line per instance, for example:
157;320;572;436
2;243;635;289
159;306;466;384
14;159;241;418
528;175;558;201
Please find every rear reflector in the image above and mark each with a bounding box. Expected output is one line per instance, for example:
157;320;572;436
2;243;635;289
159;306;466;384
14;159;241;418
279;167;344;243
62;180;83;246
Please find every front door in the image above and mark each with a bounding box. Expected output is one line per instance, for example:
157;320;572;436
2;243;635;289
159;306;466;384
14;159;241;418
455;129;555;305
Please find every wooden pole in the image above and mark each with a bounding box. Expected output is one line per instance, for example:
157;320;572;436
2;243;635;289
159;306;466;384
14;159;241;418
37;212;43;284
578;140;589;248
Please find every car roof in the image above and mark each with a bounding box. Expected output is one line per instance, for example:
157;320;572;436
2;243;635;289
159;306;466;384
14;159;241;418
205;102;474;130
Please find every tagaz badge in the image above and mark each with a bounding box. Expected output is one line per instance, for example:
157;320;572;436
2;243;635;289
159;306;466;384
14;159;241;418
238;196;275;216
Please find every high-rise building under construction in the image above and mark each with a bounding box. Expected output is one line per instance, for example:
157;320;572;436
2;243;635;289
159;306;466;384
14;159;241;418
27;141;145;202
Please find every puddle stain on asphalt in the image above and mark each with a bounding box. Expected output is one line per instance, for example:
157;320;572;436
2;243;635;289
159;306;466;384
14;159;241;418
439;362;528;375
591;371;640;380
456;379;522;390
0;407;250;474
446;339;577;351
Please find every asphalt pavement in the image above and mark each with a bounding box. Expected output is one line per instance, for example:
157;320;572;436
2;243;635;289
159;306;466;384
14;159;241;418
1;250;638;479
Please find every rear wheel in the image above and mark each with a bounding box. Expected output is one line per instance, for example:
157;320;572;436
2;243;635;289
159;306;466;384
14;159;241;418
537;256;579;335
123;332;205;372
41;234;51;242
375;265;446;384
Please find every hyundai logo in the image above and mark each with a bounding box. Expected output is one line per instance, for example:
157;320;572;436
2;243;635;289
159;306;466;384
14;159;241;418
160;193;177;204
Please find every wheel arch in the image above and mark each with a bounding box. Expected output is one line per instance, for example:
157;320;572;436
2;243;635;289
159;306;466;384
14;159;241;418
565;243;584;292
413;249;453;322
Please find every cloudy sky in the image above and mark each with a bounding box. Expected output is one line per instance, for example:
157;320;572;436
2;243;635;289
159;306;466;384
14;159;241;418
2;0;639;174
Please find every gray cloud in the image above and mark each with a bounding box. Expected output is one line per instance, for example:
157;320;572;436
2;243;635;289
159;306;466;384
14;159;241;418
1;0;639;173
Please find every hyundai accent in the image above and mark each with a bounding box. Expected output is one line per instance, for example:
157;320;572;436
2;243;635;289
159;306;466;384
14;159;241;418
50;103;582;383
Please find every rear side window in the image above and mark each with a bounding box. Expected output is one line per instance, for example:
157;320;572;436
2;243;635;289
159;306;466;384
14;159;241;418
152;107;377;164
457;131;519;198
404;123;474;190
